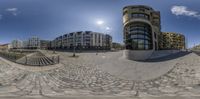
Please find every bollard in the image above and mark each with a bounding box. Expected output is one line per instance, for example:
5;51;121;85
25;56;27;65
52;56;55;64
58;56;60;63
14;55;17;62
134;82;140;97
135;90;139;97
39;60;40;66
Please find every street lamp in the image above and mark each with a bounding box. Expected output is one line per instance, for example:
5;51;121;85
53;42;56;54
95;20;112;52
73;46;76;57
73;34;76;57
96;20;105;54
105;26;111;51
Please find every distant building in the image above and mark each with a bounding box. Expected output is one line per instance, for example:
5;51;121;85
8;32;112;50
40;40;50;49
48;41;54;49
0;44;11;51
193;44;200;50
161;32;185;50
112;42;124;50
105;34;112;49
11;39;23;49
54;36;63;49
52;31;112;50
28;36;40;49
22;41;28;49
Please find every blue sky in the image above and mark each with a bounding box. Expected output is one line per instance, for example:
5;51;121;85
0;0;200;48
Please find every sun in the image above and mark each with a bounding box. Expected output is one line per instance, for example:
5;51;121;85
96;20;104;25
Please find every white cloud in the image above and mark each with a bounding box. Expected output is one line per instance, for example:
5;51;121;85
171;5;200;19
6;8;18;12
6;8;18;16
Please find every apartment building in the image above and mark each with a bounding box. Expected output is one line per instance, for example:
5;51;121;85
51;31;112;50
28;36;40;49
11;39;23;49
161;32;185;50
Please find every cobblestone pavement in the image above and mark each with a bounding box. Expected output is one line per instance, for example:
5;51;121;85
0;50;200;98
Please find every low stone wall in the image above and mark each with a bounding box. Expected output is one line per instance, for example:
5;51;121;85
123;50;181;61
123;50;154;61
149;50;180;59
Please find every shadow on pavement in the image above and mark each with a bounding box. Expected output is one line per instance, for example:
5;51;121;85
192;51;200;56
144;51;191;62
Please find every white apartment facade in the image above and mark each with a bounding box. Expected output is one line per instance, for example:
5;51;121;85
51;31;112;50
11;39;23;49
28;36;40;49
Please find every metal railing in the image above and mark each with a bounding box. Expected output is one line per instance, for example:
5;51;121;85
0;51;25;62
18;55;60;66
0;51;59;66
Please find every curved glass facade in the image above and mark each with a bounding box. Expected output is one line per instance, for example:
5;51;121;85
125;22;153;50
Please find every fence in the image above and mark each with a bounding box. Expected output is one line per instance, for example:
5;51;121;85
0;51;60;66
0;51;25;62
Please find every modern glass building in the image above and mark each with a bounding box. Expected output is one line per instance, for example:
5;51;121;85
123;5;161;60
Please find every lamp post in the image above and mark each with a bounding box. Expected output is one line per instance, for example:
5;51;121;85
73;46;76;57
105;27;111;51
53;41;56;54
96;20;104;54
53;47;55;54
96;20;111;52
73;34;76;57
96;46;98;55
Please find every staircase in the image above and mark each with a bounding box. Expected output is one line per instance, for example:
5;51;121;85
16;52;58;66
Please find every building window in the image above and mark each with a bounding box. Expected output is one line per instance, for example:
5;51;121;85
123;11;128;16
125;22;152;50
131;13;150;20
139;8;145;12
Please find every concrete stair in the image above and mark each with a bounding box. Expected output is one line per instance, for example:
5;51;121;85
16;52;58;66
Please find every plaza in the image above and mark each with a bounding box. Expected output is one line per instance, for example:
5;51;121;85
0;50;200;98
0;1;199;98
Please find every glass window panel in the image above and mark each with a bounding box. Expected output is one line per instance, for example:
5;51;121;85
138;30;144;34
145;45;149;50
137;35;144;38
131;35;137;39
126;22;152;50
145;35;150;40
138;44;144;50
144;32;148;34
144;40;149;45
138;39;144;44
130;31;134;34
132;39;137;43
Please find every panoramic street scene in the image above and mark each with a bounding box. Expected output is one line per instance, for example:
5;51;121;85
0;0;200;99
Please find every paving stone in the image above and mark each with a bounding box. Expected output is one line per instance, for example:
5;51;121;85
1;51;200;97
